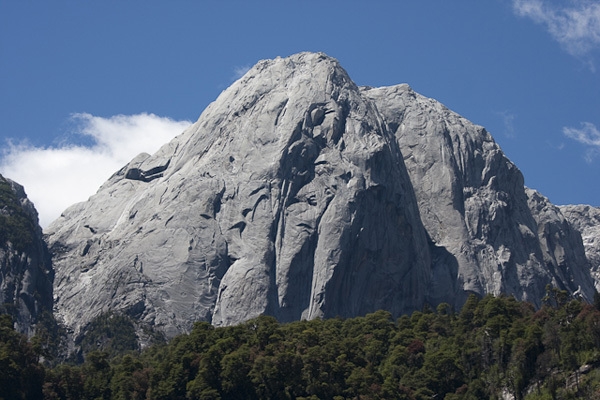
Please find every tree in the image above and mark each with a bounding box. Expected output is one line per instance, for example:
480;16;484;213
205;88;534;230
458;293;479;332
43;364;84;400
80;313;139;359
420;345;464;396
110;354;145;400
0;314;45;399
82;351;112;400
220;345;255;400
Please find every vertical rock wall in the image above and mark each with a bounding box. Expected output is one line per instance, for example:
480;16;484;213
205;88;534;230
0;175;53;335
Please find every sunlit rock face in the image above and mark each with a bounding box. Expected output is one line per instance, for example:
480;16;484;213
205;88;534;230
46;53;431;340
46;52;596;341
0;175;53;336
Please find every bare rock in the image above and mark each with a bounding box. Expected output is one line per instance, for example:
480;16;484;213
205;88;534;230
0;175;53;335
526;189;594;296
46;53;432;339
560;204;600;291
46;52;597;342
362;84;595;307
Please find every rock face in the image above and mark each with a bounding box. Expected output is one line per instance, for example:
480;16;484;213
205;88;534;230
560;205;600;292
526;190;593;296
362;85;595;306
0;174;53;335
46;52;597;340
46;53;432;339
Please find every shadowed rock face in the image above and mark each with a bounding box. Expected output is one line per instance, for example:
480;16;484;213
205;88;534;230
560;205;600;292
0;175;53;335
45;52;597;341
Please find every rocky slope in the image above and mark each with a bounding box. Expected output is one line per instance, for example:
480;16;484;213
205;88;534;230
46;53;432;339
45;52;597;340
560;205;600;292
362;85;595;306
0;174;53;335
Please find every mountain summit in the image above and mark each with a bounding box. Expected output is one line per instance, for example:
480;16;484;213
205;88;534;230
45;52;597;341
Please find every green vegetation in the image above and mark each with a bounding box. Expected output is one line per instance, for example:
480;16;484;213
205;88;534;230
0;314;44;400
0;174;36;252
3;292;600;399
79;312;140;359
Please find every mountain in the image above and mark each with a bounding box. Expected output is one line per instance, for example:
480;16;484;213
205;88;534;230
45;52;597;341
362;85;594;306
560;204;600;292
0;174;53;335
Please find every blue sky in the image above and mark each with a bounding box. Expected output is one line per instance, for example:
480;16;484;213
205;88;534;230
1;1;599;227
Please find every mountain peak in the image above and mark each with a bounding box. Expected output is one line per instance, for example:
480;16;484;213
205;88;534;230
46;53;597;343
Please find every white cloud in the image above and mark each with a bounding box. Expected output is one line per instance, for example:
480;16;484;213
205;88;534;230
563;121;600;162
513;0;600;66
232;65;251;80
0;113;191;228
496;111;517;138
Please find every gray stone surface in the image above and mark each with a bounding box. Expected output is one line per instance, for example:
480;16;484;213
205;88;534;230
560;204;600;292
46;53;432;339
45;52;598;341
0;175;53;335
527;190;594;296
362;84;595;307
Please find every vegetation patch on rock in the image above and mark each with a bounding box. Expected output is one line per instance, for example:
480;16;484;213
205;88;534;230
0;174;35;252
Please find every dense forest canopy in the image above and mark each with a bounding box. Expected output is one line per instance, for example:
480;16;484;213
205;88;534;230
2;289;600;399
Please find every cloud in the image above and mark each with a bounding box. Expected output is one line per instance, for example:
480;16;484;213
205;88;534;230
513;0;600;65
496;111;517;138
232;65;251;80
563;121;600;162
0;113;192;228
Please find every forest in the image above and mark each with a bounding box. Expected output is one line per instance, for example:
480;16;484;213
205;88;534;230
3;287;600;400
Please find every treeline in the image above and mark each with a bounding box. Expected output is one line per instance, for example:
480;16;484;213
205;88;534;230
3;289;600;399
